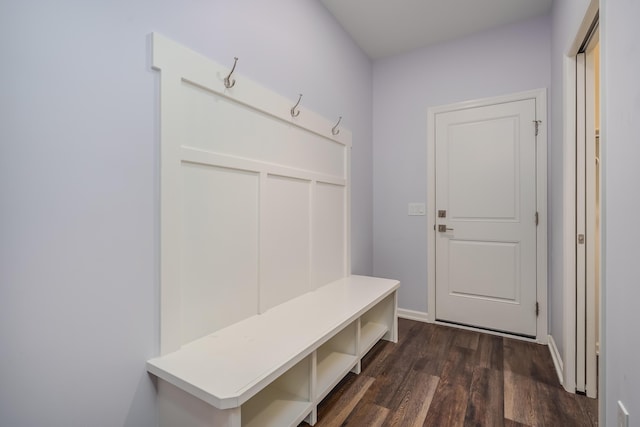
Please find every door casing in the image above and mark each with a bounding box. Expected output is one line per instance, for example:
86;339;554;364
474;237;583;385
576;40;599;399
426;89;548;343
560;0;600;401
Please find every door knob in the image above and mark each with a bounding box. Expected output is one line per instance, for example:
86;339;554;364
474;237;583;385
438;224;454;232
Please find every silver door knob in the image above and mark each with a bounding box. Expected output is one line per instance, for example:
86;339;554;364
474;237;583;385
438;224;454;232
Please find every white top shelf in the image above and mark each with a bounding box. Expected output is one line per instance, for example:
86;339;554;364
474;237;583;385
147;275;399;410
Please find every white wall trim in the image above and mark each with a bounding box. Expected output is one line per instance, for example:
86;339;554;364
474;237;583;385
548;334;564;386
535;89;549;343
397;308;430;323
426;89;548;343
426;107;437;324
561;54;577;394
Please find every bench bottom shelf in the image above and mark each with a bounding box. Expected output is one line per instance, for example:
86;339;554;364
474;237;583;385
316;351;358;401
360;322;388;357
242;389;312;427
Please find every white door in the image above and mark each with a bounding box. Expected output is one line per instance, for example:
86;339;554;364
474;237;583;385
434;98;538;337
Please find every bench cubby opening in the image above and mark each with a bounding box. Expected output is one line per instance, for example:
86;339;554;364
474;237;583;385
241;355;313;427
315;321;358;402
359;293;397;358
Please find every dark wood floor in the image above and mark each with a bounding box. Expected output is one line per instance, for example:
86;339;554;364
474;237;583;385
304;318;597;427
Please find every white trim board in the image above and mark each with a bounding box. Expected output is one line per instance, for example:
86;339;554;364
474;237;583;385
397;308;429;323
548;334;564;386
562;54;578;394
426;89;548;344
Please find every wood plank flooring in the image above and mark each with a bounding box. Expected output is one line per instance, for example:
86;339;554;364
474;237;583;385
303;318;597;427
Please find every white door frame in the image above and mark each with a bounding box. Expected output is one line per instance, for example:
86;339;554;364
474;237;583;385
576;34;599;399
584;33;599;399
575;51;587;392
560;0;600;399
427;89;548;343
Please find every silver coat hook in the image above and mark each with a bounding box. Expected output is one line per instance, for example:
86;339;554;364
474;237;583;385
224;57;238;89
291;94;302;117
332;116;342;136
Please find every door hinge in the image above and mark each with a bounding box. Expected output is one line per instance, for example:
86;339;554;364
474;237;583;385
536;302;540;317
533;120;542;136
535;211;539;226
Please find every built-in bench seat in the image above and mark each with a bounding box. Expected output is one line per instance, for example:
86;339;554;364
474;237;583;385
147;275;399;427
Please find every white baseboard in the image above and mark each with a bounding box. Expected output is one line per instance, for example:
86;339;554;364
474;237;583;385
397;308;430;323
548;334;564;386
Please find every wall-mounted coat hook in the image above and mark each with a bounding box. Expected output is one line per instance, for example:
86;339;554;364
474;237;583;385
224;57;238;88
291;94;302;117
332;116;342;136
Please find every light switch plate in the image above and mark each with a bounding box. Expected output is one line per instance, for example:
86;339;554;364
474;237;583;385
408;203;426;216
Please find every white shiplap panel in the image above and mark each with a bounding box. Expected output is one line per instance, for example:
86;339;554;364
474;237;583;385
181;163;259;344
180;81;346;179
180;147;346;186
313;182;346;288
261;175;312;312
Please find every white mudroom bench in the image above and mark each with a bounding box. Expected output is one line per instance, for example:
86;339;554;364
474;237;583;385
146;33;399;427
147;275;399;427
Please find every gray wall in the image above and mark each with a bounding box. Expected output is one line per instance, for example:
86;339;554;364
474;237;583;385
372;15;551;313
0;1;373;426
602;0;640;424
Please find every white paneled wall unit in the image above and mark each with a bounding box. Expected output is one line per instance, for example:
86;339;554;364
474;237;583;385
152;33;351;353
146;34;398;427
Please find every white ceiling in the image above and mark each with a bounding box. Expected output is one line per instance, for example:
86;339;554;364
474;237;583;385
321;0;553;59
